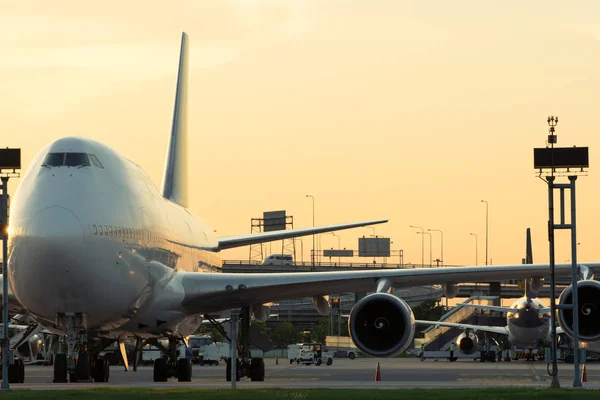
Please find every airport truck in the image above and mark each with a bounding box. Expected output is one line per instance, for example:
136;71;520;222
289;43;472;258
298;343;333;366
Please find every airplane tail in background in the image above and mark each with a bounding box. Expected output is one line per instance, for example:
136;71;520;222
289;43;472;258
524;227;537;298
161;32;189;208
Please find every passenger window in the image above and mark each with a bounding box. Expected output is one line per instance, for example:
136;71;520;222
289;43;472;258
108;226;113;236
89;154;104;169
93;225;98;235
103;225;108;236
99;225;103;236
42;153;65;167
65;153;90;167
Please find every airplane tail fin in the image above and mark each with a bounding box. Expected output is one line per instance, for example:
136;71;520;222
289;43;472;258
161;32;189;207
524;227;536;298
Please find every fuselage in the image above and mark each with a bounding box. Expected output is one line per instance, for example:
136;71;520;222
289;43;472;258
8;137;221;337
505;297;551;347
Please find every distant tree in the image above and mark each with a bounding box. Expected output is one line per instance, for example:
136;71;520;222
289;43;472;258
411;299;445;338
270;322;300;348
310;318;329;343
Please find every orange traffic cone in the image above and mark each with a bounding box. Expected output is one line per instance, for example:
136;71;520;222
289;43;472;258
374;362;382;381
275;356;279;365
582;364;587;383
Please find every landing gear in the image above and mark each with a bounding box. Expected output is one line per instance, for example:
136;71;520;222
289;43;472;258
52;313;90;383
222;307;266;382
7;358;25;383
150;336;191;382
92;357;110;382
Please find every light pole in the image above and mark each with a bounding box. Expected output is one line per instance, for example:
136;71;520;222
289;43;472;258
481;200;489;265
417;231;432;267
331;232;341;264
292;238;304;264
410;225;424;267
305;195;315;265
318;232;334;264
428;228;444;266
469;233;478;265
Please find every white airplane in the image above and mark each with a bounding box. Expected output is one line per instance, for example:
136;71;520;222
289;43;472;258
2;32;600;384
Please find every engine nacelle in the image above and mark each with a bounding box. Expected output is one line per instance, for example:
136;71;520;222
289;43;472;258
527;278;544;295
558;280;600;342
348;293;415;357
312;296;331;316
252;304;270;323
444;284;459;299
456;331;479;354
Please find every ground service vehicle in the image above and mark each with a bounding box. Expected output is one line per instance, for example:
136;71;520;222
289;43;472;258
298;343;333;366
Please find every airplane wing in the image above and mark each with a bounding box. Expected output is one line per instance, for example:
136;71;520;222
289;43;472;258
415;319;509;335
178;262;600;315
456;304;512;313
170;220;385;251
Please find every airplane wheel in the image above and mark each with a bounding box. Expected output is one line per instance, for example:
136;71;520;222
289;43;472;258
18;359;25;383
250;358;265;381
93;358;110;382
53;354;68;383
153;358;168;382
177;358;192;382
76;352;91;381
8;360;20;383
226;358;240;382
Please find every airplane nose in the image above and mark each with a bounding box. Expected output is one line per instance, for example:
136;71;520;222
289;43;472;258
27;206;84;264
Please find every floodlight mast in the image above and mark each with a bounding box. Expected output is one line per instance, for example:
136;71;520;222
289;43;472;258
534;117;589;389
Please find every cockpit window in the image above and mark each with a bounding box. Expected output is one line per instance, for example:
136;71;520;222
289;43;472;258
65;153;90;167
89;154;104;169
42;153;65;167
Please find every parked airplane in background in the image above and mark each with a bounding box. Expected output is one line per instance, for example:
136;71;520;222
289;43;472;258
2;33;600;385
416;229;566;354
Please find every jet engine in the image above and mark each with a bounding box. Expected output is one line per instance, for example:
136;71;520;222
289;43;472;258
456;331;478;354
527;278;544;295
348;293;415;357
557;280;600;342
312;296;331;316
444;284;459;299
252;304;270;323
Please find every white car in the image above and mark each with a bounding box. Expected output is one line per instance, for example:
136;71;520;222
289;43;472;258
263;254;293;266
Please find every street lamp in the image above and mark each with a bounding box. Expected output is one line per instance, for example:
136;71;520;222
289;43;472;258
318;232;335;264
428;228;444;266
292;238;304;264
331;232;341;264
410;225;424;267
469;233;478;265
481;200;489;265
305;195;315;265
417;231;432;267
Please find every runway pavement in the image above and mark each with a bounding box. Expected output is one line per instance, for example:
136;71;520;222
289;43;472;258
12;357;600;390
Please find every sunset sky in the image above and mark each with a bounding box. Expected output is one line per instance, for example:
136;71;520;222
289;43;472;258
2;1;600;266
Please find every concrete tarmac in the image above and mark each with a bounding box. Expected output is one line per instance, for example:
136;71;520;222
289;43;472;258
11;358;600;390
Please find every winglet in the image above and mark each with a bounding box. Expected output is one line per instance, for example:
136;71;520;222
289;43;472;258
161;32;189;207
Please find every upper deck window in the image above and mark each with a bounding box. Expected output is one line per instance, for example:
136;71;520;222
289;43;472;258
65;153;90;167
42;153;65;167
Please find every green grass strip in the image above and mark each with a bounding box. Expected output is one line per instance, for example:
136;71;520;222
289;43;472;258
0;388;598;400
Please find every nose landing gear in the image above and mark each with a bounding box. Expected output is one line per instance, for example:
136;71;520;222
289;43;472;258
150;336;192;382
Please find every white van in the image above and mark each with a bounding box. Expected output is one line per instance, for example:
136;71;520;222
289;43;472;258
263;254;293;266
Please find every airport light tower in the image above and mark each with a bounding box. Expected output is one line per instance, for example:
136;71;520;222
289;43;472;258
481;200;489;265
305;195;315;265
469;233;478;265
534;116;589;389
410;225;425;267
428;228;444;266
